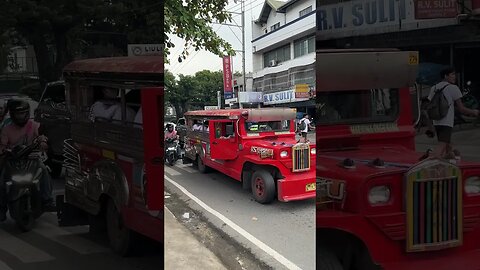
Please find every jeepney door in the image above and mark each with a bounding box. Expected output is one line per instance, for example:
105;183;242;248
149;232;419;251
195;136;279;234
141;87;163;210
209;120;238;160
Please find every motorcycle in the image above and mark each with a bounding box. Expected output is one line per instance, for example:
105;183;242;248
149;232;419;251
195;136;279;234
455;81;480;125
2;138;45;231
165;138;179;166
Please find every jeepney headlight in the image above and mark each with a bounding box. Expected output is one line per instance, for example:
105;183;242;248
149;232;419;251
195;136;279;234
368;185;391;204
465;176;480;194
310;148;316;155
280;151;288;158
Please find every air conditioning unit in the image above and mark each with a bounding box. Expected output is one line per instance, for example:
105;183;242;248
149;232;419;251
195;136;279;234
269;59;277;67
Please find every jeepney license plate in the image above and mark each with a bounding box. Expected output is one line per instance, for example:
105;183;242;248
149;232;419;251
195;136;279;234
306;183;316;191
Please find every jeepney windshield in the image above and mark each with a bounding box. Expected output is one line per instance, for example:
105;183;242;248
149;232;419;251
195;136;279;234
317;89;399;124
245;120;290;133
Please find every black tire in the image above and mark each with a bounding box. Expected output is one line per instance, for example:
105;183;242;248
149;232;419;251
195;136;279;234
11;197;35;232
106;199;135;256
251;170;275;204
167;153;175;166
317;247;343;270
197;155;210;173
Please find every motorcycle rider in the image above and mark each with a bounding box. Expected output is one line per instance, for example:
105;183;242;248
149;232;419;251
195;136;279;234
164;123;180;158
0;99;12;131
0;100;54;222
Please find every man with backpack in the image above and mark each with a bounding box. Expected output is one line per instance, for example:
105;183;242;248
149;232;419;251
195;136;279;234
427;67;479;159
297;114;314;143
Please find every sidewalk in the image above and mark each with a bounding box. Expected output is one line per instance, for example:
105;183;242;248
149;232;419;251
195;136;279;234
164;207;227;270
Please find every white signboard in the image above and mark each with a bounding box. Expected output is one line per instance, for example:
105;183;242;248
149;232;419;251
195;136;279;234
204;106;219;110
128;44;163;56
316;0;458;40
238;92;263;103
263;89;309;105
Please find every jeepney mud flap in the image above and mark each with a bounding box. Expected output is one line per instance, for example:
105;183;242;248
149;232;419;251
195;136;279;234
405;159;462;252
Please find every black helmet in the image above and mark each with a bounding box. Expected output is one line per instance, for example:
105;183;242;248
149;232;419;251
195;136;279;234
7;99;30;127
166;123;174;130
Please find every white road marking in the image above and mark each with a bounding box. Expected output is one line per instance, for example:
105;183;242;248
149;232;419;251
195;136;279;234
33;221;109;254
164;166;181;176
176;164;197;173
0;229;54;263
0;261;13;270
165;176;302;270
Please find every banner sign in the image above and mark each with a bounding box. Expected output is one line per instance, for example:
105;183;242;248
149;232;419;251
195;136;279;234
223;56;233;99
414;0;458;19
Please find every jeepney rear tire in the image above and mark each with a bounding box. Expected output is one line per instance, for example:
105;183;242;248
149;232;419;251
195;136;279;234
197;156;210;173
106;199;135;256
251;170;275;204
317;247;343;270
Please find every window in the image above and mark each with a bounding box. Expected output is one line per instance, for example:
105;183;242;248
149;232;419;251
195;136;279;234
299;6;312;17
317;89;400;125
214;122;235;139
270;22;280;31
245;121;290;133
294;36;314;58
263;45;291;67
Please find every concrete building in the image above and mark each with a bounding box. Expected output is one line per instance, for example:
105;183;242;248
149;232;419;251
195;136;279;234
252;0;316;116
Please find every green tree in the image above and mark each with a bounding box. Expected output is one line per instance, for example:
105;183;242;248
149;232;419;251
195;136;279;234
0;0;164;88
166;69;225;117
165;0;235;62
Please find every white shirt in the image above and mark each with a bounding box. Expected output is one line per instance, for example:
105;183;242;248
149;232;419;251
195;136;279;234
428;81;462;127
90;101;135;123
300;118;310;133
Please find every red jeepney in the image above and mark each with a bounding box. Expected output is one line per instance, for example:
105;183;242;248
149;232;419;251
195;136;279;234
183;108;316;204
56;56;163;255
316;50;480;269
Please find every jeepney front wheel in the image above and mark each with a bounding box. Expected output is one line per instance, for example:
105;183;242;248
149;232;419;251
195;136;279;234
251;170;275;204
106;199;135;256
317;247;342;270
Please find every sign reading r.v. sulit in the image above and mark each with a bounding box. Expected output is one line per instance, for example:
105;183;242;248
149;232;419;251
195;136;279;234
316;0;458;40
317;0;406;31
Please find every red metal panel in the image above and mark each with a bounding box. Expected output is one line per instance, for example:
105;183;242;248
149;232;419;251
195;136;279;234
141;87;163;210
63;56;163;74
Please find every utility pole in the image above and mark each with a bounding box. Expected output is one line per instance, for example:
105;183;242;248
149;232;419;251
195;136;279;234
215;0;246;109
240;0;246;109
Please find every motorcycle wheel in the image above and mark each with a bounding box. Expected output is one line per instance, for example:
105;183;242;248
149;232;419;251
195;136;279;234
167;153;175;166
10;197;35;232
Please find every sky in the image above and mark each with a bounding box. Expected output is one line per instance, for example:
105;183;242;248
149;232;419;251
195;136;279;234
166;0;270;76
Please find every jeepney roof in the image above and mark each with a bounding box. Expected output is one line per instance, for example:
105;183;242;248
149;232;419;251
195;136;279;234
184;108;296;121
63;56;163;83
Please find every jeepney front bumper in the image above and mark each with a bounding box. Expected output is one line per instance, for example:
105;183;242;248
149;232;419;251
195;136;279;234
277;171;316;202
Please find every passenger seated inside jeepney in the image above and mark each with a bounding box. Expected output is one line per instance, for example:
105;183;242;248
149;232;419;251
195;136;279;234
192;120;202;131
203;120;209;132
89;87;135;123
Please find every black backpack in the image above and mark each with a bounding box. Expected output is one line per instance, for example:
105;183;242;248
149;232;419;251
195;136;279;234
298;119;306;130
426;84;450;121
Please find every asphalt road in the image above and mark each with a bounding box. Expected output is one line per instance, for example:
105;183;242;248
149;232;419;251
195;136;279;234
165;133;316;270
0;180;162;270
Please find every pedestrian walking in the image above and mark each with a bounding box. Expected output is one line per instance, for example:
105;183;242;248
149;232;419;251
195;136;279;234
427;67;479;159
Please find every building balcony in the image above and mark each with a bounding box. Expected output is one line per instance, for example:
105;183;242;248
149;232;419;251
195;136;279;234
252;11;315;54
